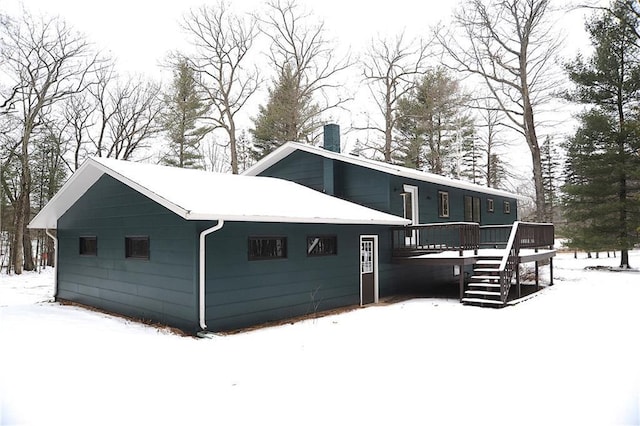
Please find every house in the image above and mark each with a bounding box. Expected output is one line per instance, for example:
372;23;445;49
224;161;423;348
29;126;554;334
28;157;410;334
244;124;556;305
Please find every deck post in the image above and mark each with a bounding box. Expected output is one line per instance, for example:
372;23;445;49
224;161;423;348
516;263;521;298
549;257;554;286
459;265;464;301
535;261;539;291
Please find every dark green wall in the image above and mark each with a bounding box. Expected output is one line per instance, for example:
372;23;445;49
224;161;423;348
386;175;518;226
261;150;325;192
260;150;517;226
201;221;391;331
57;175;199;332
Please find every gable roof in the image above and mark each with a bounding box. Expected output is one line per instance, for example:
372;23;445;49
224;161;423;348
29;157;410;229
243;142;524;200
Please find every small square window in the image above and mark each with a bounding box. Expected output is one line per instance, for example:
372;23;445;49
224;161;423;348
79;236;97;256
249;237;287;260
307;236;337;256
503;201;511;214
487;198;495;213
125;236;149;260
438;191;450;218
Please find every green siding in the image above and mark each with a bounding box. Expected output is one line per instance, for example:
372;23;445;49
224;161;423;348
202;222;390;331
334;162;392;213
386;175;517;226
57;175;199;332
261;150;325;192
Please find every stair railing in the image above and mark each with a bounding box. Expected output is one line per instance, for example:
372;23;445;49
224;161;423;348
498;222;522;304
496;221;555;303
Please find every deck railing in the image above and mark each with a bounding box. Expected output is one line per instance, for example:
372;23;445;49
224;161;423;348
391;222;480;256
497;221;555;303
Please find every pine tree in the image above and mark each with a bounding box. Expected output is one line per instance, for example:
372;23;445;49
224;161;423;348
459;130;483;185
251;64;320;160
540;136;561;222
563;1;640;267
161;58;208;169
396;67;472;176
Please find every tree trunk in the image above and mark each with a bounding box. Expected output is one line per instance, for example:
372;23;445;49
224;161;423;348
12;194;25;275
22;222;34;271
229;120;238;174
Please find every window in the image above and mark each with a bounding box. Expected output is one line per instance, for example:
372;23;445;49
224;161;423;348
438;191;450;218
79;236;97;256
487;198;495;213
307;236;337;256
503;201;511;214
249;237;287;260
125;236;150;260
464;196;481;223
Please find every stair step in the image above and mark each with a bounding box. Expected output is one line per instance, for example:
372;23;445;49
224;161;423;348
465;290;501;297
474;268;500;273
476;259;502;265
462;298;504;306
470;275;501;281
469;282;501;289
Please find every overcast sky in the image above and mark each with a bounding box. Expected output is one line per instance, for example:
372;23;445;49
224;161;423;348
4;0;463;76
3;0;598;178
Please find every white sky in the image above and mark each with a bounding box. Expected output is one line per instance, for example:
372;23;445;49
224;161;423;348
2;0;598;179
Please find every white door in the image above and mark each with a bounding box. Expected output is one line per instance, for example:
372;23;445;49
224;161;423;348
403;184;419;246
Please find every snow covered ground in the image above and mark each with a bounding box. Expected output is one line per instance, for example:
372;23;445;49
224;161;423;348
1;251;639;426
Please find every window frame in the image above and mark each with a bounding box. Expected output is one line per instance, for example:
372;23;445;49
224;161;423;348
487;198;495;213
306;235;338;257
125;236;150;260
248;236;288;261
438;191;450;218
503;201;511;214
79;236;97;256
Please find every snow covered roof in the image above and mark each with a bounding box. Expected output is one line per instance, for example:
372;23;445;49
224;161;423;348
29;157;411;229
243;142;525;200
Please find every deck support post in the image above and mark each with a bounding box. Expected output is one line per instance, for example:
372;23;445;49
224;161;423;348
535;261;539;291
459;264;465;301
549;257;554;286
516;263;521;298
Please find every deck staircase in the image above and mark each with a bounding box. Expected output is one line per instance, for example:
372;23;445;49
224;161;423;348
462;252;507;308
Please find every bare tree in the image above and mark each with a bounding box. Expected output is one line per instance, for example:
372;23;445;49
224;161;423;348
182;1;260;174
257;0;352;143
104;78;164;160
437;0;563;221
0;11;103;274
359;32;429;162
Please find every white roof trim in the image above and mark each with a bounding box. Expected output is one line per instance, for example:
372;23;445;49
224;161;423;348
243;142;525;200
29;157;410;229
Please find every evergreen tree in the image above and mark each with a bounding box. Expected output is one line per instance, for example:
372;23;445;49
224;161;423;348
563;1;640;267
460;131;483;185
396;67;472;176
251;64;320;160
541;136;561;222
161;58;208;169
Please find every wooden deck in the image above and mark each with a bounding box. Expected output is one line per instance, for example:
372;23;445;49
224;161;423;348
393;248;556;266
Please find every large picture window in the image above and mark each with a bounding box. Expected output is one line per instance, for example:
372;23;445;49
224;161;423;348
79;236;97;256
307;236;337;256
249;237;287;260
438;191;450;218
125;236;150;260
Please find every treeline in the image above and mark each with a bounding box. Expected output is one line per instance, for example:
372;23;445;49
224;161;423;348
0;0;639;273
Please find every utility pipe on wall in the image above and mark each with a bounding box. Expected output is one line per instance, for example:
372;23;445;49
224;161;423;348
45;229;58;298
198;220;225;331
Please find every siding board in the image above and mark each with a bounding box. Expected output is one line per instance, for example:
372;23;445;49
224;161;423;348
57;175;199;331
